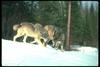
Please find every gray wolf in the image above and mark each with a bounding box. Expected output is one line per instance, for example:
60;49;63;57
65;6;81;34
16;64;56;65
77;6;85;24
44;25;65;51
44;25;56;47
13;22;48;47
54;27;65;51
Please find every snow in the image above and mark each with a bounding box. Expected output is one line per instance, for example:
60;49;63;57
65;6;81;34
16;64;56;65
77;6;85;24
2;39;98;66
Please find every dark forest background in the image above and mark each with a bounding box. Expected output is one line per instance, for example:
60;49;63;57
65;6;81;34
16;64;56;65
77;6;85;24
2;1;98;47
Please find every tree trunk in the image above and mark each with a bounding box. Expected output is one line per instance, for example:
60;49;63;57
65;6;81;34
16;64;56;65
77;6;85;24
66;1;71;50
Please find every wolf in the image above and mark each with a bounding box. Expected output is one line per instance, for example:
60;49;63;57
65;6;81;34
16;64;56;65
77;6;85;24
44;25;65;51
44;25;56;47
13;22;49;47
54;27;65;51
30;23;49;46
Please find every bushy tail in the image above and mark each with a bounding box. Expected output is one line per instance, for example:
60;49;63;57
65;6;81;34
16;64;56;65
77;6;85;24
13;24;21;31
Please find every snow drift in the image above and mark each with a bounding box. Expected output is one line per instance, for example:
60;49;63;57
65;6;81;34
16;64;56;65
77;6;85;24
2;39;98;66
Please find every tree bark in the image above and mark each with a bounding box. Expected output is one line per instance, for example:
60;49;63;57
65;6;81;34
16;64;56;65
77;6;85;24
66;1;71;50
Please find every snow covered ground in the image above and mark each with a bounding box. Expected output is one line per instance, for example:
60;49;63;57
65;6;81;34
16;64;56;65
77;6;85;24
2;39;98;66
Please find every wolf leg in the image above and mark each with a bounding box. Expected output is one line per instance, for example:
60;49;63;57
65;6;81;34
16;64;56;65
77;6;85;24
41;38;47;47
30;40;37;44
61;44;64;52
23;35;27;43
52;40;55;48
55;41;59;50
13;34;22;41
13;35;17;41
42;41;47;47
36;39;45;47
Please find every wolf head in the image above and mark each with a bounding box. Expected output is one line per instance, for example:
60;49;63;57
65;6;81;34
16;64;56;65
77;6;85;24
44;25;56;40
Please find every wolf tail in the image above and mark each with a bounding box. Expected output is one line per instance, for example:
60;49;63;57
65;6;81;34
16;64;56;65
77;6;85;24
13;24;21;31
